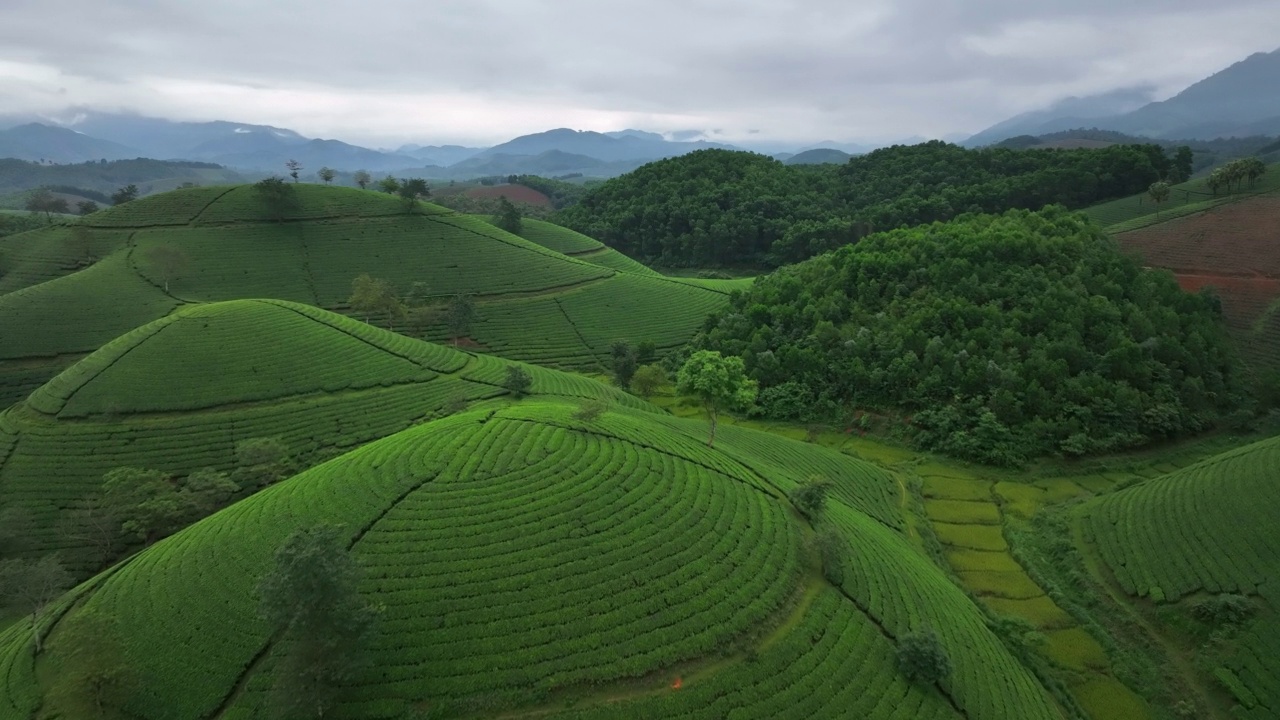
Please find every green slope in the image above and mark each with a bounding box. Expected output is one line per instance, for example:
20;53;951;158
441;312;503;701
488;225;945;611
1083;162;1280;232
515;217;663;276
1079;435;1280;718
0;401;1061;720
0;300;649;569
0;185;736;405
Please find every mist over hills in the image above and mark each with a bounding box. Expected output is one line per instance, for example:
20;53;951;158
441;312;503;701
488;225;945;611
0;47;1276;183
967;47;1280;146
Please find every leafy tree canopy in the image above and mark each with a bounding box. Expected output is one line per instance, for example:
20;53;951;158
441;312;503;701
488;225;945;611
695;207;1241;465
556;142;1175;267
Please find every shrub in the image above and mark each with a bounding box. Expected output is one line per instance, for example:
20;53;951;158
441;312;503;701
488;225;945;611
896;630;952;685
1190;594;1255;626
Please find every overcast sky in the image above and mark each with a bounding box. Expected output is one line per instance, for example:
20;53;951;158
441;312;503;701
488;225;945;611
1;0;1277;147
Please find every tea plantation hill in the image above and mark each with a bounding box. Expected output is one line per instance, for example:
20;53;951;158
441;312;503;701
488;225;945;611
0;299;648;571
1078;435;1280;719
0;184;740;406
0;398;1065;719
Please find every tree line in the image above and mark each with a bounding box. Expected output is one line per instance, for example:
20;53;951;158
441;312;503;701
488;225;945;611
555;142;1193;267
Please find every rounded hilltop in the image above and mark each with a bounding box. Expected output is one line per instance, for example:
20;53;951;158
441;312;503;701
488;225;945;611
0;401;1062;719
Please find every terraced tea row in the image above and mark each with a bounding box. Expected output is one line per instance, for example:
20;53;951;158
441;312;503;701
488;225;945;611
0;301;648;569
1080;436;1280;718
0;185;739;387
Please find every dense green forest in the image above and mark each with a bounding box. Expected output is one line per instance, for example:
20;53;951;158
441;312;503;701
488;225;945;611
557;142;1180;267
0;158;243;201
694;207;1241;465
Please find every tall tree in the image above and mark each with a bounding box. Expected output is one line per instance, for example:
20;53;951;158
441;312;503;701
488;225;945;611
0;555;74;655
492;196;523;234
1171;146;1194;183
377;176;401;194
397;178;430;213
254;176;299;221
102;467;188;544
446;293;476;345
347;274;403;328
145;245;189;293
317;167;336;185
353;170;372;190
110;184;138;205
1147;181;1171;220
631;364;666;398
504;365;533;398
676;350;758;447
25;187;69;222
610;340;637;389
76;200;100;216
257;525;376;720
64;225;97;266
285;159;303;183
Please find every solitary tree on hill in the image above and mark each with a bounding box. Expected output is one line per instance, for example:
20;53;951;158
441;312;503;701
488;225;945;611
65;225;97;266
397;177;430;212
632;364;666;398
610;340;638;389
896;630;952;686
76;200;99;216
110;184;138;205
25;187;69;222
790;477;833;520
285;159;303;183
377;176;401;194
146;245;189;293
353;170;372;190
0;554;74;656
504;364;533;398
254;176;299;221
446;293;476;345
1147;181;1170;220
492;196;523;234
676;350;758;447
145;245;189;293
257;524;376;719
317;167;336;185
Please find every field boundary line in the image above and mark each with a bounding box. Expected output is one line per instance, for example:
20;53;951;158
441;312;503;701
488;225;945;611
187;186;241;225
208;461;454;720
551;297;606;371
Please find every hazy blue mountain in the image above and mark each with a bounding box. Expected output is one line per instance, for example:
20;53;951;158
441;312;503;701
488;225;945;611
964;87;1156;147
1108;49;1280;138
54;111;308;159
784;148;853;165
967;48;1280;145
394;144;485;166
0;123;140;163
604;129;666;142
193;135;419;173
476;128;736;163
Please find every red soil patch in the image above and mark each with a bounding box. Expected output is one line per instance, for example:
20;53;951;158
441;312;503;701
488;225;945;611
1173;274;1280;332
1117;195;1280;370
464;184;553;208
1116;194;1280;277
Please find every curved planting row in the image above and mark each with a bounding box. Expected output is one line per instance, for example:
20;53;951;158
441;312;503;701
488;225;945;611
0;226;136;296
82;185;237;228
0;252;180;361
1081;436;1280;601
517;218;605;255
27;300;471;418
190;184;453;224
2;405;806;719
558;587;962;720
826;500;1061;720
1080;436;1280;716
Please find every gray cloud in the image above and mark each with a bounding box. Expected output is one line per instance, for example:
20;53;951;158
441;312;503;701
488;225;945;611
0;0;1277;145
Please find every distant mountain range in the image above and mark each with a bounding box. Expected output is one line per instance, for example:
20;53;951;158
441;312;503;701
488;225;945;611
2;47;1275;181
967;48;1280;146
